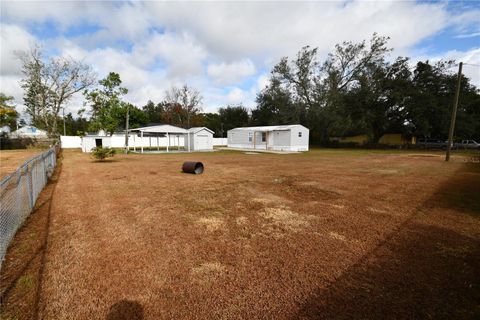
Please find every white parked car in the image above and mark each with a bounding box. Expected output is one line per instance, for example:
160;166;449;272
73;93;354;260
455;140;480;150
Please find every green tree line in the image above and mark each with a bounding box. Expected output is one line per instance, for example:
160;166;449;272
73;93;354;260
4;35;479;141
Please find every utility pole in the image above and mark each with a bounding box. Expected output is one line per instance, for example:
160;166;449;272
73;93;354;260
124;105;129;154
445;62;463;162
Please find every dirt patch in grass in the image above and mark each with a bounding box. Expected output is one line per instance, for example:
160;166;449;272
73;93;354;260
196;217;225;232
1;149;479;319
259;207;310;232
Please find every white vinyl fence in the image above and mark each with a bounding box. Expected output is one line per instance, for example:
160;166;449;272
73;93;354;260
60;136;228;149
213;138;227;146
60;135;82;148
0;144;60;267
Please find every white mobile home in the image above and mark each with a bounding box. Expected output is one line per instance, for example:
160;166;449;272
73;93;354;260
9;126;48;138
227;125;309;152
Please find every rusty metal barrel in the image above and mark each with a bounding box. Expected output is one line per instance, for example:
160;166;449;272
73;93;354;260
182;161;204;174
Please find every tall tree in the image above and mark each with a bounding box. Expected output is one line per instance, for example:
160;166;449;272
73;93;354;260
63;112;90;136
343;57;412;142
265;34;391;142
18;46;96;136
252;77;300;125
218;105;250;132
405;61;480;140
117;103;149;130
142;100;166;124
84;72;128;135
201;113;223;137
163;84;202;128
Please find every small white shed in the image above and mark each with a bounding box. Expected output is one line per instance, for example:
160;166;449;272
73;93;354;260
227;124;309;152
187;127;214;151
82;136;112;152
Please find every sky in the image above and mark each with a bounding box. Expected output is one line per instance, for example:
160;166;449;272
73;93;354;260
1;0;479;118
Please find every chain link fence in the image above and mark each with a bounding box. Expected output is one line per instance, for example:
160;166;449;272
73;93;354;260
0;144;60;267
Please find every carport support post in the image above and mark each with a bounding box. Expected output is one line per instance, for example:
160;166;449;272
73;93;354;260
187;132;190;152
141;130;144;153
167;133;169;152
157;136;159;151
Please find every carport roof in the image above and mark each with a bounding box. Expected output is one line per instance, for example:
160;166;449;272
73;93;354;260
132;124;188;134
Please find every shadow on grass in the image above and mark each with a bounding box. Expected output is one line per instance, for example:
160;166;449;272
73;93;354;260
91;159;120;163
106;300;143;320
0;151;63;320
293;162;480;320
424;162;480;215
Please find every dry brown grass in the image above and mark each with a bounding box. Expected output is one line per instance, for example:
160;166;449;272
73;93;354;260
259;207;310;231
1;148;479;319
0;149;44;179
196;217;225;232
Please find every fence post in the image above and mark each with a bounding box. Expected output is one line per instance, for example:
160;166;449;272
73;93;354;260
28;166;34;210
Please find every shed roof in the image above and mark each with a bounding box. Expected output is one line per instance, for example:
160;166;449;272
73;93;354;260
132;124;188;134
228;124;307;132
188;127;214;134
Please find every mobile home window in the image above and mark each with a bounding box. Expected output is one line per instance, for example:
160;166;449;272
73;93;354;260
298;132;302;137
261;132;266;142
248;132;253;142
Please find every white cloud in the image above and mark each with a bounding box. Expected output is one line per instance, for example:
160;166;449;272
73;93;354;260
0;24;35;75
0;75;23;103
455;32;480;39
441;49;480;87
256;74;270;91
132;32;207;78
145;1;448;61
412;48;480;88
2;1;451;60
226;87;246;105
225;87;257;107
449;9;480;34
207;59;255;86
0;0;477;117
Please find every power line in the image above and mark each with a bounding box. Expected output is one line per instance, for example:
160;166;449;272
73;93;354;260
462;63;480;67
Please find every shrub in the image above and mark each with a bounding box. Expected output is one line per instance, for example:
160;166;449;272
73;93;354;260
91;147;115;161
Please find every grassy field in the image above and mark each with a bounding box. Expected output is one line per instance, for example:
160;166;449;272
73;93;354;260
1;148;479;319
0;149;45;180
